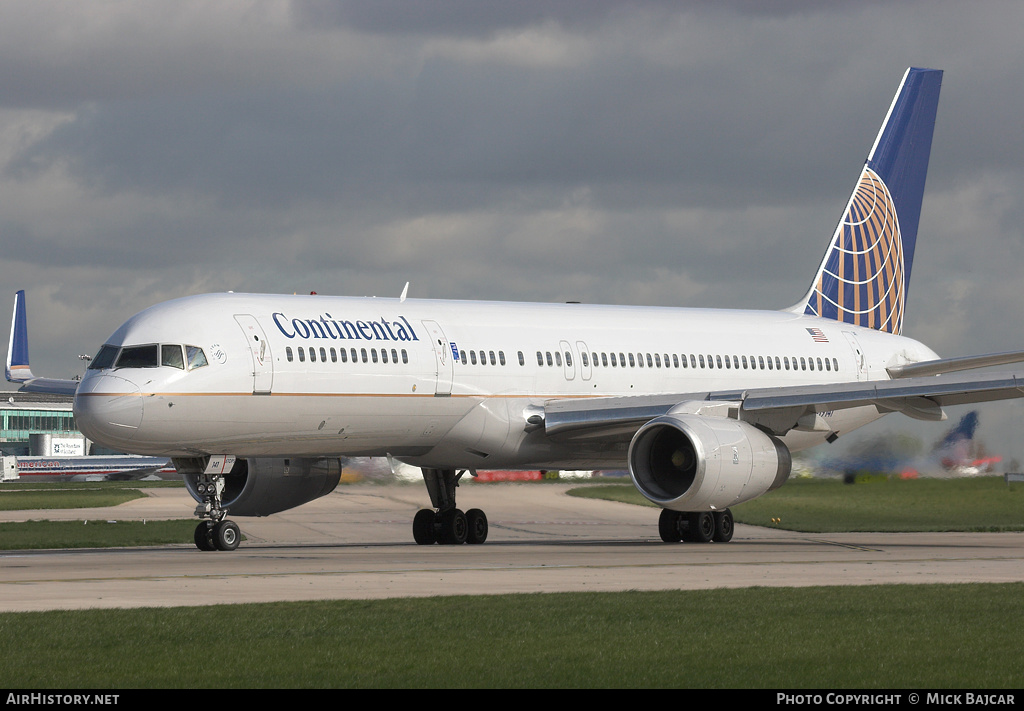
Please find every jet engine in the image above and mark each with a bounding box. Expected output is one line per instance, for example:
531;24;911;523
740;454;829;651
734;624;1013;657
627;414;791;511
180;457;343;517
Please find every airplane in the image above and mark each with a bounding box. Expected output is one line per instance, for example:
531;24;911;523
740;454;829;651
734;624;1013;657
3;455;175;482
8;67;1024;552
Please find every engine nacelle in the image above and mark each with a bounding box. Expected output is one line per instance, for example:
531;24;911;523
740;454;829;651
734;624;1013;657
180;457;342;517
628;414;791;511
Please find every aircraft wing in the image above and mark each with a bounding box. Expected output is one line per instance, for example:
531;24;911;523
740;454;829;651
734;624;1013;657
5;290;79;396
542;369;1024;440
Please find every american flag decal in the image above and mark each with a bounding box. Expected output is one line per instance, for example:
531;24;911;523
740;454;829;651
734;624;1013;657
806;327;829;343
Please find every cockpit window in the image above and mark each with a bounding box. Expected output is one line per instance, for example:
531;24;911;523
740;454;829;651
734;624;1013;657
88;345;120;370
186;345;208;370
115;345;159;369
162;344;185;370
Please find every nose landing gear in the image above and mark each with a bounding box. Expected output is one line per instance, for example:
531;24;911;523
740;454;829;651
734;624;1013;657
192;464;241;551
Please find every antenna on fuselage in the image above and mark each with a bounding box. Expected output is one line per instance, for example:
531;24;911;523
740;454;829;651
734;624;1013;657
400;282;409;303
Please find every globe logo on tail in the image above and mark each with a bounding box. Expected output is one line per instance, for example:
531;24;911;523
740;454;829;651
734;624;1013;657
804;167;905;335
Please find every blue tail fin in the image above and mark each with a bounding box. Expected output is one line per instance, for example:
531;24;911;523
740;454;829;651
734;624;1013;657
797;68;943;335
6;289;34;383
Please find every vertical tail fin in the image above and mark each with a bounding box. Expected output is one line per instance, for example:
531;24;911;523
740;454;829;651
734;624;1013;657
797;67;943;335
6;289;35;383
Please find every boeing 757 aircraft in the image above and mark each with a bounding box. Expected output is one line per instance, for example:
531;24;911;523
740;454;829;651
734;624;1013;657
9;68;1024;551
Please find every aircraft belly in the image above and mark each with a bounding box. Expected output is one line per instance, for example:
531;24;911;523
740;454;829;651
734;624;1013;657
127;393;473;458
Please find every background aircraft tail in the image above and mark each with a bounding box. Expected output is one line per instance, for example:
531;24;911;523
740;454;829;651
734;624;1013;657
6;289;35;383
796;67;943;335
5;290;79;395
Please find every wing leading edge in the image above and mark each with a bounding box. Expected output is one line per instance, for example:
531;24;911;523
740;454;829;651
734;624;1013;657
542;368;1024;440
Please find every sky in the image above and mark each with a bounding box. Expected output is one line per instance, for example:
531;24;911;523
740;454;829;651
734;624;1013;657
2;1;1024;464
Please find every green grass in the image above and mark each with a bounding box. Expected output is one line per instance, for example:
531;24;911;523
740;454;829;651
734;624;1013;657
570;475;1024;532
0;519;200;549
0;487;146;511
0;584;1021;688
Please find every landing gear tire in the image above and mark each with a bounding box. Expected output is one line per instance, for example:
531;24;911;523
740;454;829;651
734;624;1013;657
466;508;488;544
194;522;215;551
213;520;241;551
413;509;437;545
437;508;468;545
658;509;683;543
713;509;734;543
686;512;715;543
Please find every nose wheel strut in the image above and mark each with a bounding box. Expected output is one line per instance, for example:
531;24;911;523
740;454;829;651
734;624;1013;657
192;469;241;551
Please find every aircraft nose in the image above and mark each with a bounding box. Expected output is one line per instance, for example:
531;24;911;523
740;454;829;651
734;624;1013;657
73;374;144;450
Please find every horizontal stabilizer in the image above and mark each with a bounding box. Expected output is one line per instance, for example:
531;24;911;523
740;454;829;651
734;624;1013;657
886;350;1024;378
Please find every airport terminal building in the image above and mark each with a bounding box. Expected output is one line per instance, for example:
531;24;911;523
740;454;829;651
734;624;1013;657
0;390;96;456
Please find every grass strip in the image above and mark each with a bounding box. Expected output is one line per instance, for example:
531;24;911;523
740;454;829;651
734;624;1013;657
0;519;199;549
0;584;1020;688
570;476;1024;532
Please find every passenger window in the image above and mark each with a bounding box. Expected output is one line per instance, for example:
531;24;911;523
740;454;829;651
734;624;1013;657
89;345;120;370
331;348;338;363
117;345;159;369
471;351;477;365
402;349;408;364
162;345;185;370
320;347;327;362
564;352;571;367
361;348;368;363
286;347;294;362
500;351;506;366
309;347;317;362
518;351;525;366
490;351;496;366
298;347;306;363
537;351;544;366
382;349;389;364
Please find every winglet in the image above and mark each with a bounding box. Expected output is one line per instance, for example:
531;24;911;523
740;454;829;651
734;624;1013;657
6;290;35;383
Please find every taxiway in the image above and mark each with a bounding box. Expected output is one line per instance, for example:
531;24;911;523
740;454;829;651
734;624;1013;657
1;483;1022;612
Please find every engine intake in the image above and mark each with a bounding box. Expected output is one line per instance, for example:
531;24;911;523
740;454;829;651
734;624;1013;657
628;414;790;511
180;457;342;516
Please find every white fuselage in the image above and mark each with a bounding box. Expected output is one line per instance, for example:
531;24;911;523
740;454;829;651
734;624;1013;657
72;292;939;468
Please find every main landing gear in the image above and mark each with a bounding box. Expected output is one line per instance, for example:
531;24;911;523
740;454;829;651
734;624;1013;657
413;468;489;545
192;469;241;551
658;508;734;543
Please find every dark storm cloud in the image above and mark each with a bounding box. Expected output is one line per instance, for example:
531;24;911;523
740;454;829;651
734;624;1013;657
1;0;1023;417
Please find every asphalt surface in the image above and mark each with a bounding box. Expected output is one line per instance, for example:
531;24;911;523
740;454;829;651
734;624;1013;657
2;483;1023;611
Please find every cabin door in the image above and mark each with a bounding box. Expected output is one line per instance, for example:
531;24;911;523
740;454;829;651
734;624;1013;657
234;315;274;394
421;320;453;396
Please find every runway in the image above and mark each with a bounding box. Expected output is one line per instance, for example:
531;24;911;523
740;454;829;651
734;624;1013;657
2;482;1023;612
